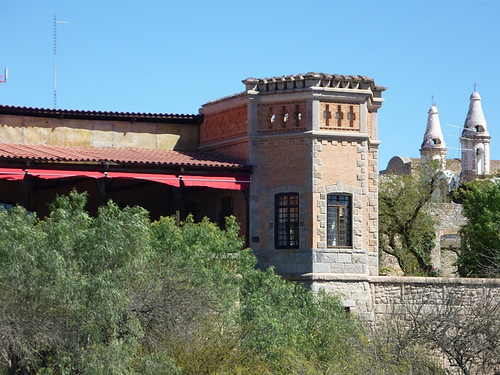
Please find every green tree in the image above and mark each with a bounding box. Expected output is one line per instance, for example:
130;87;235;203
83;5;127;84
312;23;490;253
0;191;443;374
0;191;151;374
458;179;500;277
379;168;440;275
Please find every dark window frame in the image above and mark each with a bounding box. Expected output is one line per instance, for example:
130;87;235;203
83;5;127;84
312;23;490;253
327;194;352;248
275;193;299;249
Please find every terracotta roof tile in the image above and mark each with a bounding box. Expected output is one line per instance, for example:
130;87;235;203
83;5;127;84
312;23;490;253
0;143;249;169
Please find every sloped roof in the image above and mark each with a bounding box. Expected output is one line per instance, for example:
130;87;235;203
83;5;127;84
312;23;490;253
0;143;249;170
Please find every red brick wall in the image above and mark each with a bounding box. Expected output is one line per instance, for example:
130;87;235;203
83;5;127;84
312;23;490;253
204;141;250;161
256;137;310;189
200;105;248;144
316;141;361;186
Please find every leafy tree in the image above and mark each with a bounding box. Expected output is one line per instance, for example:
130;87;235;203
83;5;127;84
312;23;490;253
458;179;500;277
0;190;443;374
379;167;440;275
0;191;152;374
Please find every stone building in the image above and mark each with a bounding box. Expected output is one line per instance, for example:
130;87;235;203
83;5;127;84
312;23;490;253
0;73;386;314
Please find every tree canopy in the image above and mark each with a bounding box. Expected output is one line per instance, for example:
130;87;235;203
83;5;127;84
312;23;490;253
378;168;440;276
458;179;500;277
0;191;443;374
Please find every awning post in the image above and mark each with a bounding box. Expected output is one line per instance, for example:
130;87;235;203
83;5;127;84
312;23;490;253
173;187;181;227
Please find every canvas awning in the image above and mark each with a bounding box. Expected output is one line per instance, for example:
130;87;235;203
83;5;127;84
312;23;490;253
0;168;250;190
180;175;250;190
106;171;181;187
0;168;25;181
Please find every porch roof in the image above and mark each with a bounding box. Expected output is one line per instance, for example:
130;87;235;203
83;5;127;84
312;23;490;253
0;143;250;170
0;143;251;190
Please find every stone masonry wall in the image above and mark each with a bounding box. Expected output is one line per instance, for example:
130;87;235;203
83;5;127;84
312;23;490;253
312;275;500;327
431;202;466;276
370;276;500;373
0;114;199;150
371;276;500;323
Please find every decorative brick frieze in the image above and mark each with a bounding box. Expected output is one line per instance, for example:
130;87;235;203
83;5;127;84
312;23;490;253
257;101;307;134
319;102;360;131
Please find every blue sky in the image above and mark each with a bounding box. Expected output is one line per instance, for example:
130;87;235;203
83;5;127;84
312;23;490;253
2;0;499;170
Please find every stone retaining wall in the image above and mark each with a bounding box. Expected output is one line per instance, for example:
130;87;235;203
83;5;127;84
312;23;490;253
311;274;500;323
371;275;500;323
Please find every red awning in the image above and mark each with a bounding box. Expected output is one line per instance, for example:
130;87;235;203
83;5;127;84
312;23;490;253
27;169;103;179
0;168;250;190
0;168;25;180
106;171;180;187
181;175;250;190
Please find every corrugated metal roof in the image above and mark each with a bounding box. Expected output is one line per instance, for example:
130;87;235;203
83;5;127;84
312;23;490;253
0;143;249;169
0;105;203;124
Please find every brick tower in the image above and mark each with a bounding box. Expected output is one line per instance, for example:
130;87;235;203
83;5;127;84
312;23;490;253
200;73;385;315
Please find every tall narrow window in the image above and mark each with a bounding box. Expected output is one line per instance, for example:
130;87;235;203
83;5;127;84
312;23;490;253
327;194;352;247
275;193;299;248
476;148;485;175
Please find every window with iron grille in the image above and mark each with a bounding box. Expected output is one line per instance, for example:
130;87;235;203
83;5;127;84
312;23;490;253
327;194;352;247
275;193;299;248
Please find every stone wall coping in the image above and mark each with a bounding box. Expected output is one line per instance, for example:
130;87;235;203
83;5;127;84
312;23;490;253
303;273;370;282
370;275;500;286
306;273;500;286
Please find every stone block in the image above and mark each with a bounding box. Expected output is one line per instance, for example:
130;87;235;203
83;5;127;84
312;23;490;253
344;264;366;274
315;252;338;264
352;253;368;264
313;263;333;273
338;253;352;263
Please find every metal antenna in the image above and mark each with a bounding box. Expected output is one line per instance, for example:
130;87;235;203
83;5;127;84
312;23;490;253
431;94;435;106
53;14;68;109
474;82;477;92
0;68;7;83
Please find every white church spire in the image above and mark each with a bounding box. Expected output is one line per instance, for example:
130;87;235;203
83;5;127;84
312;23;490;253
420;104;447;169
421;105;446;149
461;89;491;176
462;91;489;136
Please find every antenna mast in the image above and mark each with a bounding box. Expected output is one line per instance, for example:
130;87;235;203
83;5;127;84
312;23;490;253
0;68;7;83
53;14;68;109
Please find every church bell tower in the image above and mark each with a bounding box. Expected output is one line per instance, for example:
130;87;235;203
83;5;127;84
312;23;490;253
420;104;447;170
461;90;490;177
